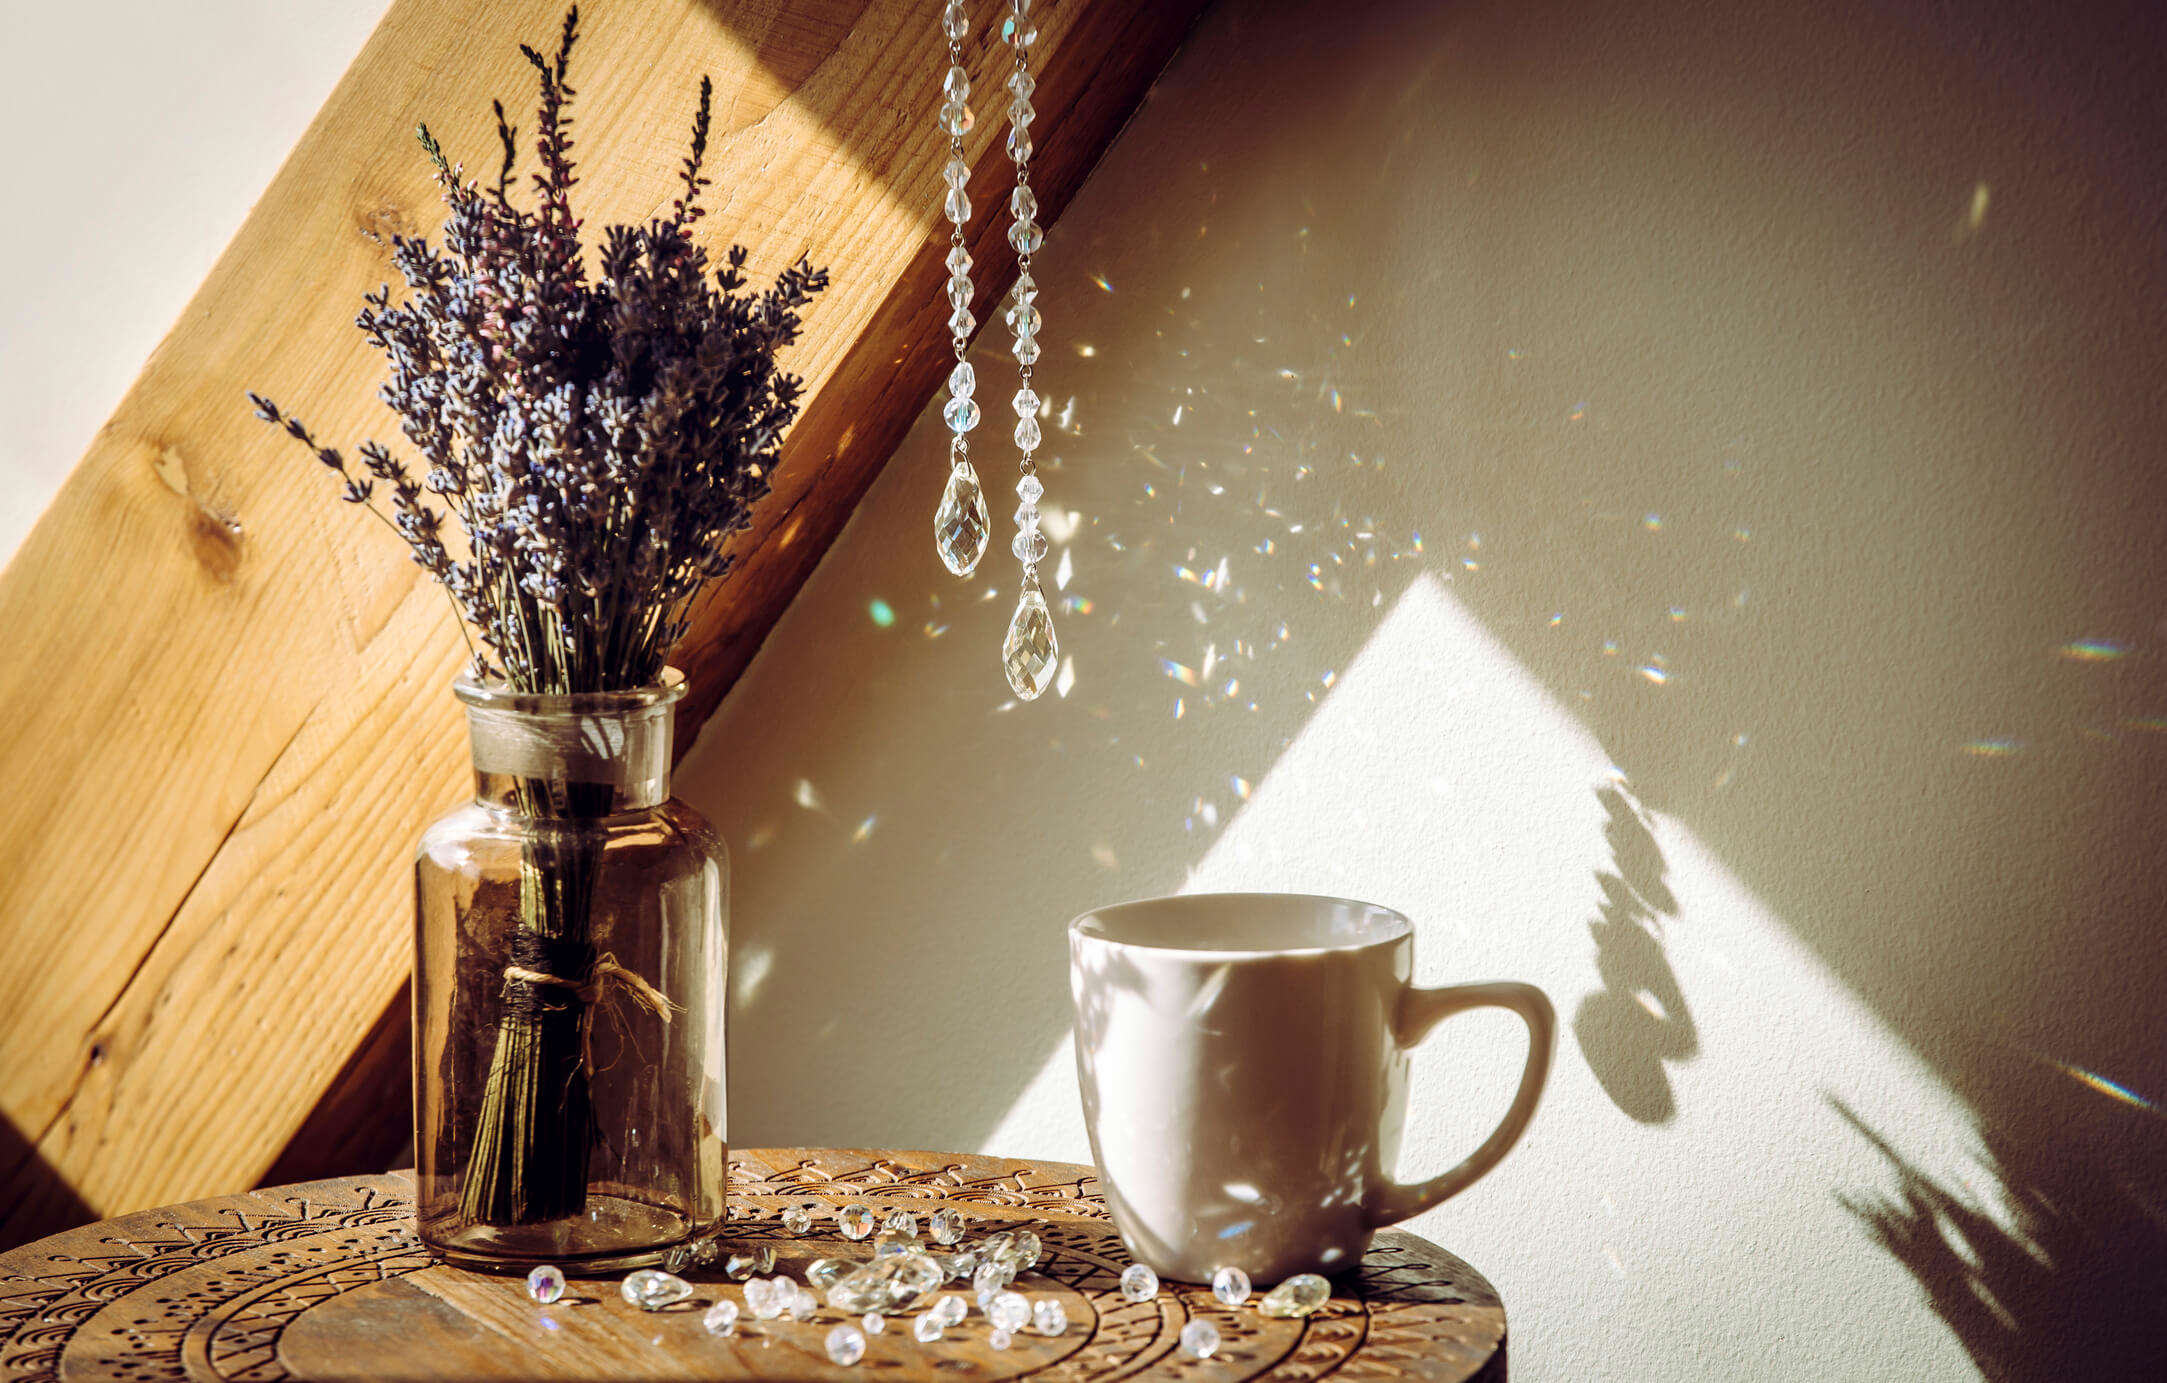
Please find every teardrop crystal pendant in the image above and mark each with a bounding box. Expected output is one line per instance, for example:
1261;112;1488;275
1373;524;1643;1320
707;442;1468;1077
1002;581;1059;700
936;460;991;576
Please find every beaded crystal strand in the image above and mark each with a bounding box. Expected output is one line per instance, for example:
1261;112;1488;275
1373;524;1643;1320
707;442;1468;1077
933;0;991;577
999;0;1058;700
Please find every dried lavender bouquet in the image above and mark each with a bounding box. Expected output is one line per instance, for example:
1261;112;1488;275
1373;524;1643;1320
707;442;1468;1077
250;8;825;1230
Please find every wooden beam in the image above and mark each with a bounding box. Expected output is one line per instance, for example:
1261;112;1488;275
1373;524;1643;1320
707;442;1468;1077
0;0;1204;1247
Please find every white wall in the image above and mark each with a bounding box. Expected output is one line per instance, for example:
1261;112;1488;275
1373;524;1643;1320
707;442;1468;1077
0;0;387;562
678;0;2167;1378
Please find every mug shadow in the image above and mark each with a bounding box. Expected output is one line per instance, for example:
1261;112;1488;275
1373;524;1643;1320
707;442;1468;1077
1572;784;1698;1124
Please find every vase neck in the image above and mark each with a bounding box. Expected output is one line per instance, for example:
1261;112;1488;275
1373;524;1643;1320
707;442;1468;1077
456;676;683;815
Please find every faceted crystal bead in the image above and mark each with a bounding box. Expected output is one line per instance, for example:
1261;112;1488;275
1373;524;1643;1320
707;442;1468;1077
621;1270;694;1311
928;1208;965;1246
944;156;970;189
988;1291;1029;1334
1006;127;1033;162
1118;1263;1159;1303
808;1258;853;1290
1013;333;1040;365
1008;219;1043;254
726;1246;774;1280
1013;387;1040;417
1014;502;1039;532
913;1313;945;1343
946;244;973;276
826;1325;867;1366
1006;304;1042;337
939;101;974;136
989;1329;1013;1350
744;1277;781;1319
942;0;967;41
949;364;976;403
863;1311;886;1335
782;1204;815;1235
1011;270;1037;303
936;460;991;576
943;64;969;100
972;1261;1014;1299
1008;69;1035;99
949;305;976;338
892;1253;946;1297
932;1294;970;1327
1016;473;1044;504
1014;414;1042;452
883;1210;919;1237
1212;1266;1252;1307
788;1286;820;1320
947;274;974;311
944;186;971;225
874;1230;920;1258
828;1266;897;1315
1010;185;1038;221
1003;582;1058;699
704;1298;741;1336
526;1265;566;1305
1001;14;1038;46
1032;1298;1068;1336
1009;97;1036;129
665;1241;701;1273
840;1203;877;1240
978;1230;1016;1264
1260;1273;1332;1318
1180;1319;1221;1360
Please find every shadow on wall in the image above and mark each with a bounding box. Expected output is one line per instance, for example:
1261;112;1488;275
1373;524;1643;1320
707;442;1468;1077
1572;785;1696;1124
0;1114;92;1252
1836;1089;2167;1382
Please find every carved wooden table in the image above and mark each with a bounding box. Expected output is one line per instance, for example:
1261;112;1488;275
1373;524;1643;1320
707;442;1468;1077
0;1149;1505;1382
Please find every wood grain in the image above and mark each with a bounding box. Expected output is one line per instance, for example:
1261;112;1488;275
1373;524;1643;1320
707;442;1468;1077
0;0;1206;1248
0;1148;1509;1382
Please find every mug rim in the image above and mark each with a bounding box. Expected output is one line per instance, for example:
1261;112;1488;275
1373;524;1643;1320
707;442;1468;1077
1067;891;1412;957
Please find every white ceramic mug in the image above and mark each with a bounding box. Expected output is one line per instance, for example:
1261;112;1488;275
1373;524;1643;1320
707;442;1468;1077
1069;892;1555;1283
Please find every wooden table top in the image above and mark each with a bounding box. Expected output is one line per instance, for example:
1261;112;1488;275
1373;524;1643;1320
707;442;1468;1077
0;1148;1505;1382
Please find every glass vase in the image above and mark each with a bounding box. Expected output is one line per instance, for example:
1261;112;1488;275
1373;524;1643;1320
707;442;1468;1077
412;669;727;1272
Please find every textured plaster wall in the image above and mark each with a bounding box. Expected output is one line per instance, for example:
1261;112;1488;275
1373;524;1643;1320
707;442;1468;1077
677;0;2167;1378
0;1;389;563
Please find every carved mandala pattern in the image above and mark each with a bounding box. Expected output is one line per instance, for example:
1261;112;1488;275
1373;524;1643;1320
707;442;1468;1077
0;1154;1502;1381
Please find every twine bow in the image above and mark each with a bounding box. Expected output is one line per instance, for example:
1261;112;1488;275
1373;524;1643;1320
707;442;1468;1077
503;952;679;1073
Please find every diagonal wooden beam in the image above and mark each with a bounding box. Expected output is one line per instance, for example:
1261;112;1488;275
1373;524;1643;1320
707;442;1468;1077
0;0;1205;1247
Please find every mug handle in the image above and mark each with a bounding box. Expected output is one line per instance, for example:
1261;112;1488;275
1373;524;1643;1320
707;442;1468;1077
1364;980;1556;1228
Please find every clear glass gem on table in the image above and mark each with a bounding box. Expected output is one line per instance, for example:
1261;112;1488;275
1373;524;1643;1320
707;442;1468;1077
826;1324;868;1366
928;1207;965;1246
807;1257;852;1290
874;1229;920;1258
525;1264;565;1305
913;1312;945;1343
989;1329;1014;1350
932;1294;970;1327
1261;1272;1332;1318
1212;1265;1252;1307
839;1203;876;1240
863;1311;886;1335
1118;1262;1159;1303
987;1290;1030;1334
882;1209;919;1237
703;1298;740;1336
781;1203;814;1235
620;1269;693;1311
1032;1297;1068;1336
1181;1318;1221;1359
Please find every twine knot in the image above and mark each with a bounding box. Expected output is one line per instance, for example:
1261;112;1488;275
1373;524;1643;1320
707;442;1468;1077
502;952;678;1072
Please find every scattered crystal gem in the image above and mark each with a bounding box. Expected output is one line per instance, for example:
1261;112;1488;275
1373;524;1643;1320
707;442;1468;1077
973;1260;1014;1298
787;1286;819;1320
933;1294;970;1327
1119;1263;1159;1303
892;1253;945;1297
839;1204;876;1240
1260;1273;1332;1318
1011;1231;1042;1270
724;1251;762;1281
948;361;976;399
744;1277;779;1319
1212;1266;1252;1307
807;1258;852;1290
944;186;972;225
781;1204;814;1235
940;101;974;137
1032;1298;1069;1336
987;1291;1030;1334
1012;387;1041;417
946;245;973;276
826;1325;867;1366
913;1313;945;1343
621;1270;693;1311
943;65;969;100
1003;582;1058;697
1181;1319;1221;1359
1014;414;1042;452
928;1208;965;1245
703;1298;741;1336
863;1311;886;1335
989;1329;1014;1350
937;460;991;576
526;1265;565;1305
828;1266;896;1315
874;1230;920;1259
883;1210;919;1237
665;1241;699;1272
